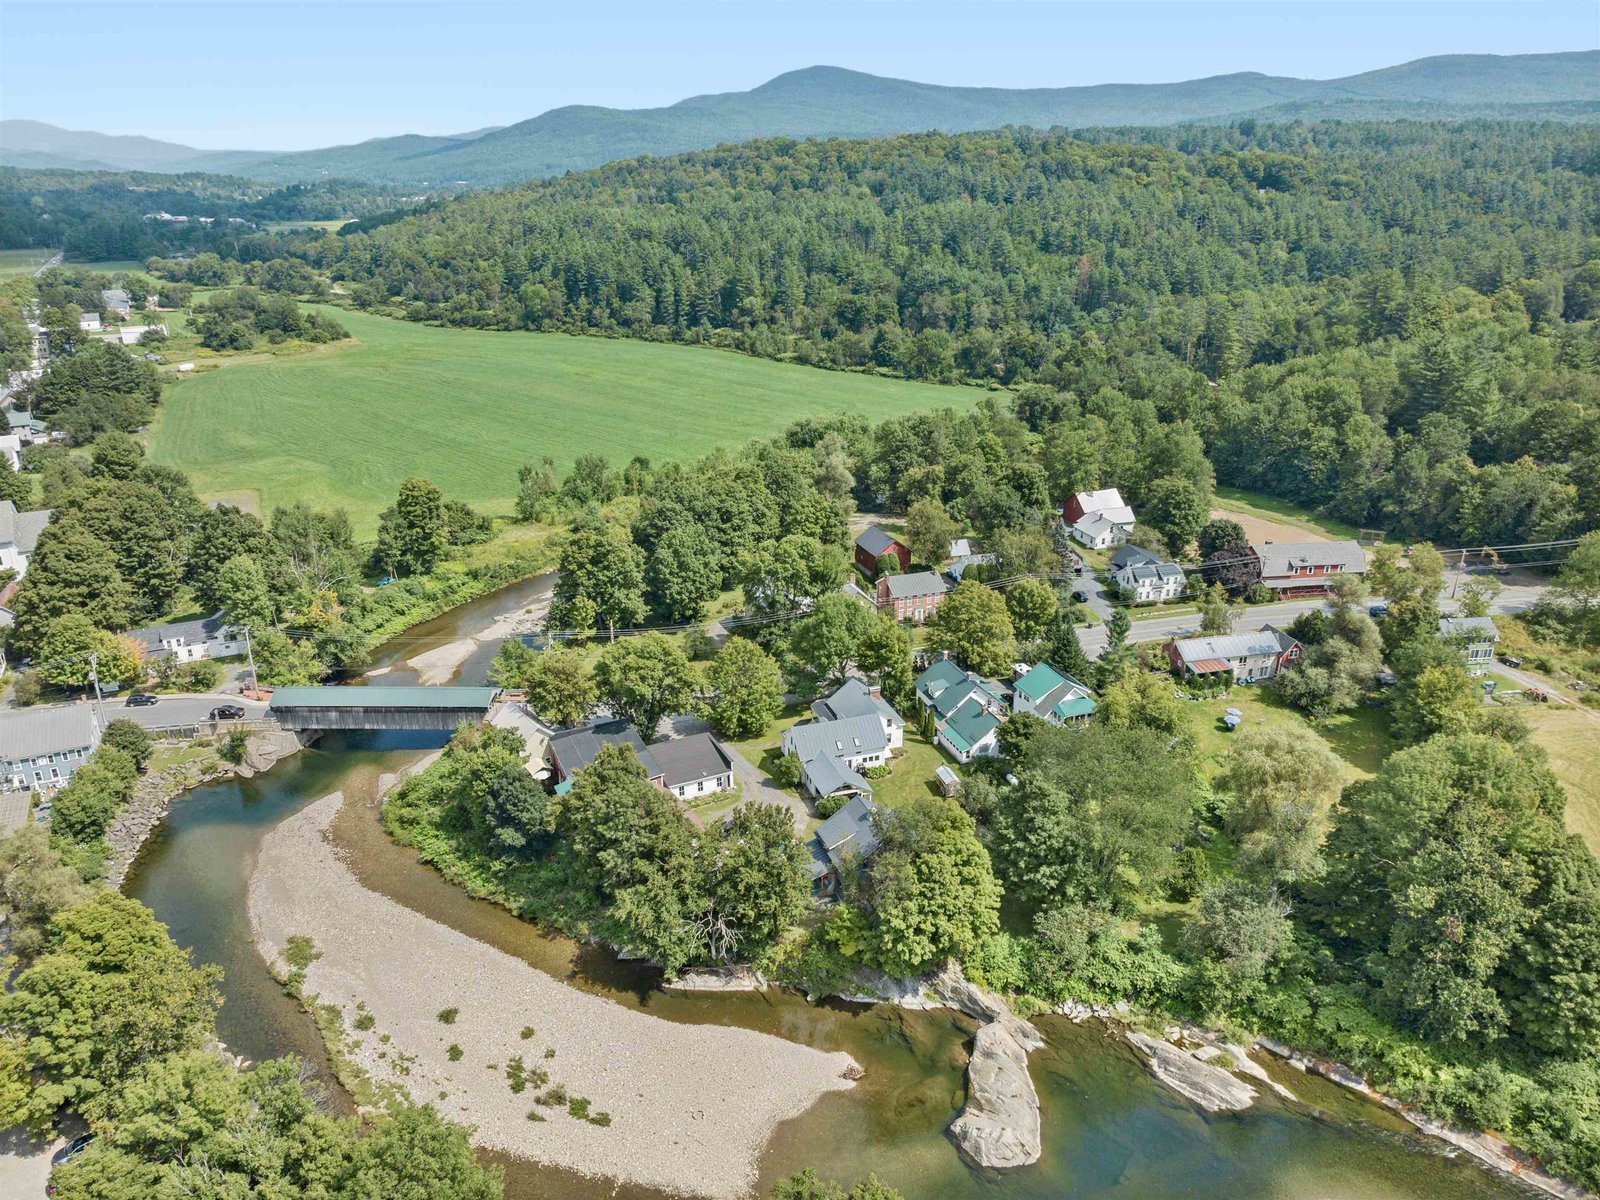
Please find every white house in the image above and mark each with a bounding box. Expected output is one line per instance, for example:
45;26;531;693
648;733;737;802
2;704;102;794
1011;662;1097;726
1069;510;1132;550
913;659;1007;763
126;611;247;662
0;500;50;580
812;677;904;751
101;289;133;319
0;433;19;472
1114;558;1187;603
782;715;890;801
78;312;102;332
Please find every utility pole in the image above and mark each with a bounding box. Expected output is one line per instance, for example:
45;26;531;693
241;625;258;692
87;652;106;730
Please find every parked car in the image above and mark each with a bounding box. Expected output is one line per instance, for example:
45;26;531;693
210;705;246;721
1367;603;1389;618
46;1133;94;1194
125;692;159;707
1500;655;1524;668
1071;590;1089;603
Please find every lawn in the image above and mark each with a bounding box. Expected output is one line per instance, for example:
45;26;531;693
1525;705;1600;857
1179;681;1395;782
0;248;58;277
145;306;982;534
1211;486;1363;544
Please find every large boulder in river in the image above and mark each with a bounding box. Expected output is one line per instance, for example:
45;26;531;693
1127;1031;1257;1112
949;1019;1044;1168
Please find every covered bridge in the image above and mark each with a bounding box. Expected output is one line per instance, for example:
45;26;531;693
267;686;498;731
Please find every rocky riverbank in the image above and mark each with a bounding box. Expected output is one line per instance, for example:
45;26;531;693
249;791;861;1200
105;728;311;890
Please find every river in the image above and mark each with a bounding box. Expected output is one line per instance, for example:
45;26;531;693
123;576;1535;1200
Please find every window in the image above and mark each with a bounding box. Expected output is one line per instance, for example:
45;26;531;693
696;781;705;794
49;768;59;781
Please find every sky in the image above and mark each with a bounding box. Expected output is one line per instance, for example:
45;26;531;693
2;0;1596;150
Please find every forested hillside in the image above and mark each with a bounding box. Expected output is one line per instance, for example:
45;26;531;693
314;121;1600;545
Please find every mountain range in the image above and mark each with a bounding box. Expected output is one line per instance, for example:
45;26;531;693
4;51;1596;188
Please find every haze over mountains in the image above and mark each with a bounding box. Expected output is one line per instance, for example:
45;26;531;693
4;51;1596;188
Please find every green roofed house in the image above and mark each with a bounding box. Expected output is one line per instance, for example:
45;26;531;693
913;657;1008;763
1010;662;1096;727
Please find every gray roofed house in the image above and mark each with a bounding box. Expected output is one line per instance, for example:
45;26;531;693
0;500;51;580
126;610;246;662
855;525;900;559
549;719;661;784
1250;540;1366;595
783;714;887;764
1109;544;1163;571
812;678;904;749
2;704;102;796
1166;625;1303;683
648;733;736;800
781;713;890;802
807;794;882;895
1114;559;1187;603
1439;615;1499;674
101;288;132;315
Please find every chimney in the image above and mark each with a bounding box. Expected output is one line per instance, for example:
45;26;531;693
868;684;881;699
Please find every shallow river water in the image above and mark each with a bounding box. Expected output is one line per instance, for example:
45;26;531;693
124;578;1535;1200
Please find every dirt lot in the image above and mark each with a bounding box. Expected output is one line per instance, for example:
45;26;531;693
1210;508;1331;545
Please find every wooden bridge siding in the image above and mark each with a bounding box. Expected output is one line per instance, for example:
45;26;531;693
271;708;488;732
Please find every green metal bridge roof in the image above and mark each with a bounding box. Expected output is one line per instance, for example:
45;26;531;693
267;687;498;709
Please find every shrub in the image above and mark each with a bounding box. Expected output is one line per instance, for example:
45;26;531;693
179;659;223;691
768;751;804;788
220;728;250;764
526;1108;546;1122
567;1096;591;1120
535;1084;567;1106
813;792;847;819
520;1025;535;1039
589;1111;612;1127
10;670;41;706
447;1044;463;1061
354;1010;376;1032
437;1006;459;1024
283;936;320;971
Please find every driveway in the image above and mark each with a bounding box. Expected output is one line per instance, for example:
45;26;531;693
0;1117;84;1198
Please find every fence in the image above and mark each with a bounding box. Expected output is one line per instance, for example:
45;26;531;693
149;718;280;740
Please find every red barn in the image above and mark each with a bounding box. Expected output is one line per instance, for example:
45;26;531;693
854;525;911;577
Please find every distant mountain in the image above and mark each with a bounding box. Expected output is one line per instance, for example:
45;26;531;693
5;51;1595;187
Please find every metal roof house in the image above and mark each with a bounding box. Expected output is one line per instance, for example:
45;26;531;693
548;719;736;802
1011;662;1096;726
807;794;882;898
100;288;132;316
1439;616;1500;675
1248;540;1367;597
876;570;951;623
1113;559;1188;604
781;714;889;801
913;659;1009;762
854;525;910;577
0;501;51;580
2;703;102;794
126;611;246;662
812;678;904;750
1166;626;1303;684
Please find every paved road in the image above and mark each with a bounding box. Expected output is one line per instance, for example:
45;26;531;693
1076;582;1545;660
100;691;270;730
31;251;63;277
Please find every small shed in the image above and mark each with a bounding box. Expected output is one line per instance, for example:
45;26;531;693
935;764;961;797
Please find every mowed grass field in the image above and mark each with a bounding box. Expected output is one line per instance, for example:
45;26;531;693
1526;705;1600;858
0;247;58;277
146;306;983;533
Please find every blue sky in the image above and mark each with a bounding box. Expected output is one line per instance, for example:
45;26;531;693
3;1;1595;149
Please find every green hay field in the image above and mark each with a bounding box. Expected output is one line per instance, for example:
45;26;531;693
0;248;58;277
146;307;982;533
